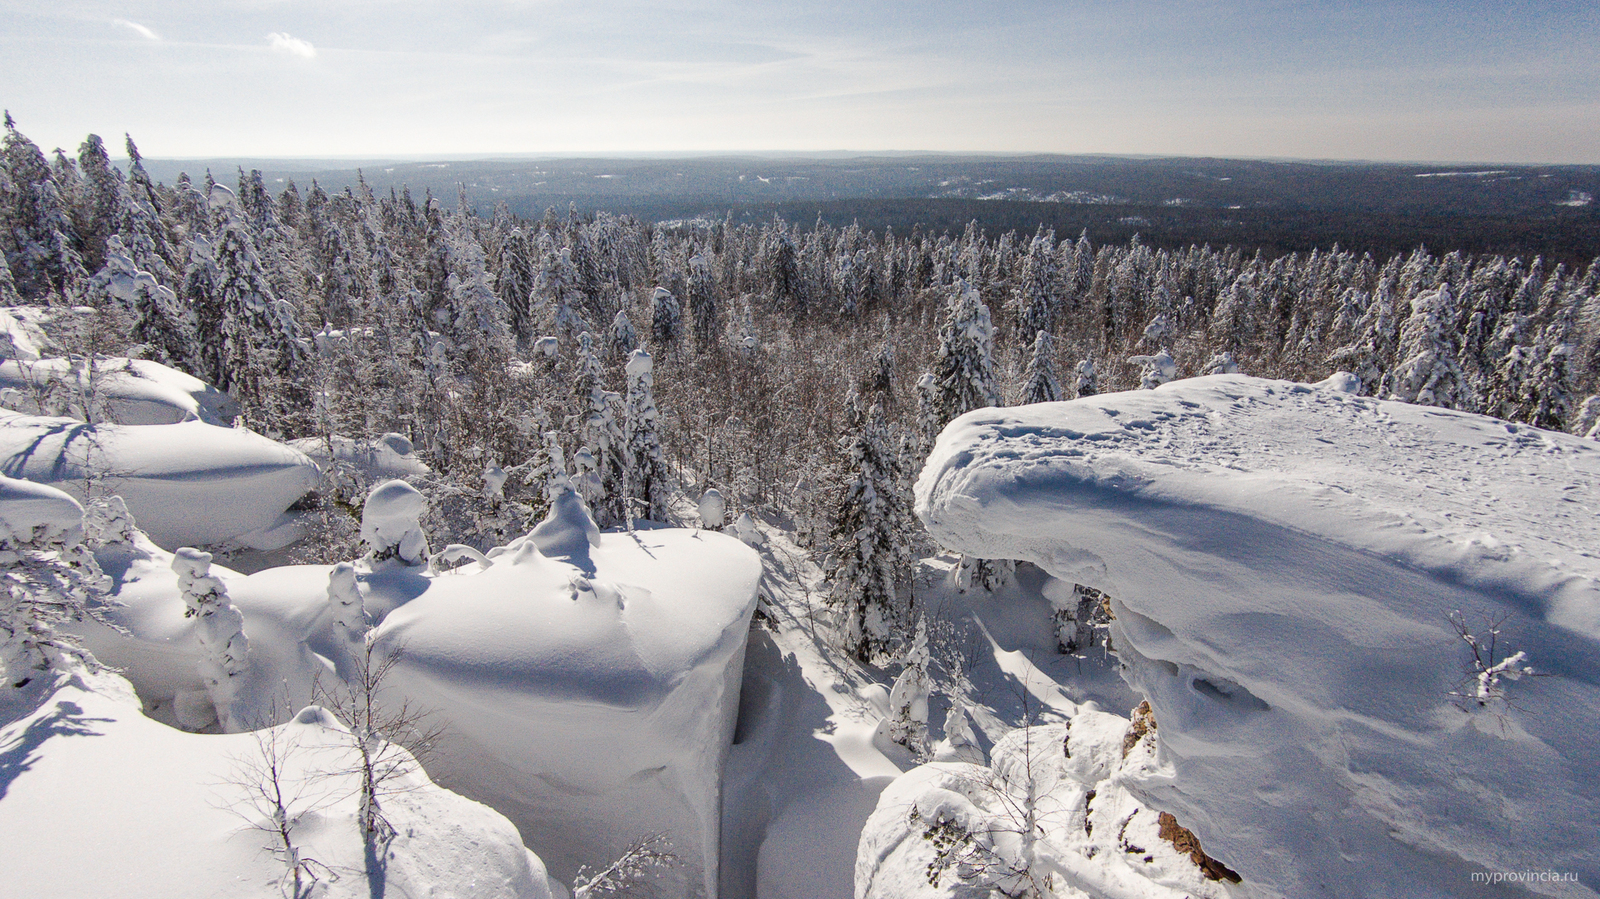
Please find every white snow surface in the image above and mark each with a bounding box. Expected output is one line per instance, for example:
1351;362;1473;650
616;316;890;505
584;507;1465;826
0;669;557;899
0;411;319;549
375;522;762;898
71;499;761;897
915;374;1600;898
0;357;238;426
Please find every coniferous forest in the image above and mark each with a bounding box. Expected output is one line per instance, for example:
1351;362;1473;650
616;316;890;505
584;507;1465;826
4;118;1599;596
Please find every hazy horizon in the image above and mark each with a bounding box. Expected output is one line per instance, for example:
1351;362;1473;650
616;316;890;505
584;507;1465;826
5;1;1598;165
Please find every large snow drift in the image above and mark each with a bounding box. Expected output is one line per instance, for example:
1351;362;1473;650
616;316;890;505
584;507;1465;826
916;374;1600;898
376;517;763;899
0;411;318;549
0;357;238;426
0;670;557;899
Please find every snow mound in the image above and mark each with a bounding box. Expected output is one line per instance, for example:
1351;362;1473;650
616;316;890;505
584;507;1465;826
916;375;1600;898
0;669;558;899
0;475;84;546
0;412;319;549
0;357;238;426
288;432;431;483
361;479;429;564
376;523;762;898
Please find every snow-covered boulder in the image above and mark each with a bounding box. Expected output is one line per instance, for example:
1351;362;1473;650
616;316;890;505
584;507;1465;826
0;669;560;899
0;474;86;546
375;509;763;898
0;412;318;550
916;375;1600;898
288;432;431;484
0;357;237;425
0;306;50;361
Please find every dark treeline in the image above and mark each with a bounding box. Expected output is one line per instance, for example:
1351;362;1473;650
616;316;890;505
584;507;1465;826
4;119;1598;569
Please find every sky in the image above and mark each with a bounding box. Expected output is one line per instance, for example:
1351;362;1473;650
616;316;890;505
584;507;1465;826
2;0;1598;164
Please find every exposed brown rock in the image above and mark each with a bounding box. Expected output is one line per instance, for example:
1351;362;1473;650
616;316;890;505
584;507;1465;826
1158;811;1242;884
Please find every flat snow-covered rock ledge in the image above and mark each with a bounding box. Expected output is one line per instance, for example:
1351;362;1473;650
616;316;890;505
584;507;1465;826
376;520;763;899
914;374;1600;899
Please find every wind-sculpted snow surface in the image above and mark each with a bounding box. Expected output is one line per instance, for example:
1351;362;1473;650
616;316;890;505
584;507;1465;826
375;518;763;899
915;374;1600;898
0;357;238;425
0;670;557;899
0;412;318;549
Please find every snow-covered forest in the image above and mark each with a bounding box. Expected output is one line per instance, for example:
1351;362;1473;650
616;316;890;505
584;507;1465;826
3;118;1599;899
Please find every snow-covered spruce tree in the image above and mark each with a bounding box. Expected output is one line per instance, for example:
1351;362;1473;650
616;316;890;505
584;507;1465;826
537;235;588;343
885;615;931;753
0;477;110;692
174;547;250;732
1128;347;1177;389
1073;358;1098;398
186;198;309;428
1201;351;1241;375
608;307;639;358
925;281;1011;592
928;280;1002;426
496;226;538;343
72;134;125;276
1014;230;1057;339
575;332;628;527
326;561;367;669
623;348;668;523
650;286;683;351
1390;282;1468;408
1;115;87;303
687;248;720;351
1019;330;1061;405
828;395;916;663
89;235;196;369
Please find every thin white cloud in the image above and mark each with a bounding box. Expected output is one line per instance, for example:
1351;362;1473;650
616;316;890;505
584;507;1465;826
114;19;160;41
266;32;316;59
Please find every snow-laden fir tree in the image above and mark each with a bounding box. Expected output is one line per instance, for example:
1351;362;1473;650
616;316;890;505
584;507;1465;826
0;477;109;692
623;348;668;523
1390;283;1467;408
923;282;1011;591
1014;231;1057;338
698;488;726;530
1201;351;1241;375
650;285;682;350
1019;330;1061;404
1;116;87;302
687;248;720;351
885;615;931;752
609;307;639;358
174;547;250;731
72;134;124;275
1128;347;1177;389
829;394;916;663
575;332;628;526
927;280;1002;428
1074;358;1098;398
536;235;587;343
496;227;538;342
185;198;308;425
90;235;195;369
